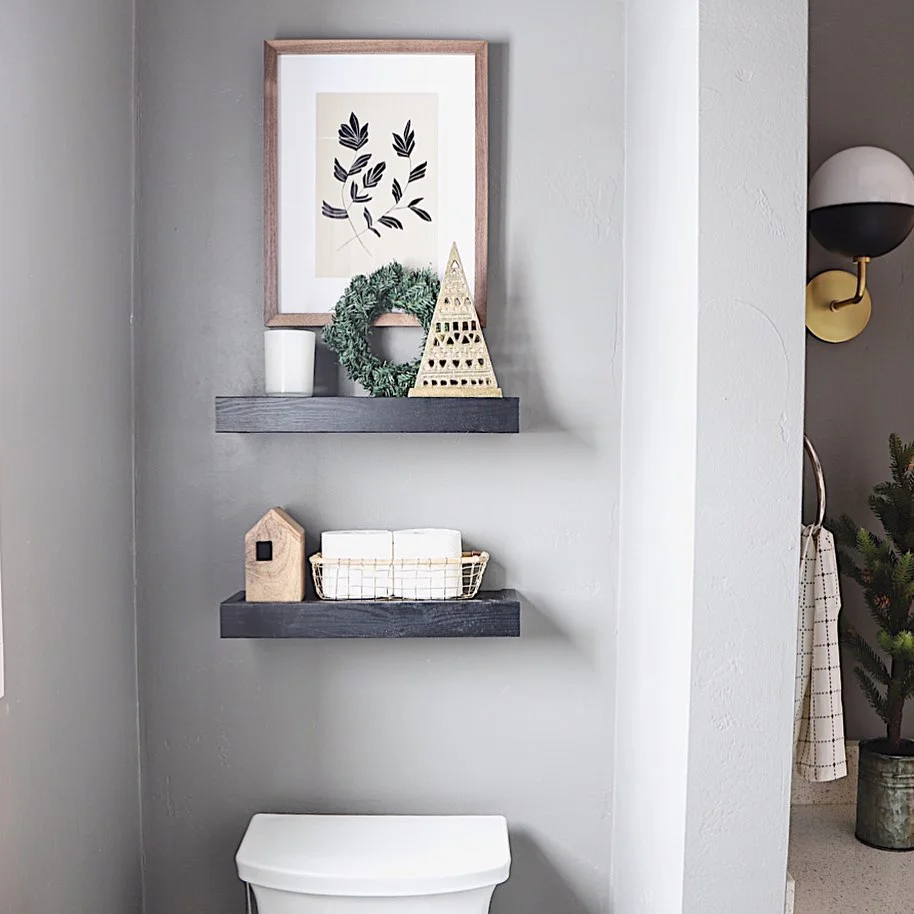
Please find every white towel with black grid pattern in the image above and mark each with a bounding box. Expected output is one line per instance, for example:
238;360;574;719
794;524;847;782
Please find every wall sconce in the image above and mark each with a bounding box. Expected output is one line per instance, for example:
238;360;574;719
806;146;914;342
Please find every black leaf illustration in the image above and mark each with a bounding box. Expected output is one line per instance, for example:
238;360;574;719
403;120;416;156
321;201;348;220
350;182;372;204
327;110;434;249
339;134;362;151
349;153;372;175
409;203;432;222
339;112;369;150
338;125;358;150
392;132;409;158
362;162;387;189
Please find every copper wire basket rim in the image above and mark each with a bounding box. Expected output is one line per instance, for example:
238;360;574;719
310;551;490;600
310;550;489;567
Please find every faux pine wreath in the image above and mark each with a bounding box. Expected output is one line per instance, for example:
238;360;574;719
324;263;440;397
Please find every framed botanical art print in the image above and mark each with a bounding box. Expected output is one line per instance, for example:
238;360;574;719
264;39;489;327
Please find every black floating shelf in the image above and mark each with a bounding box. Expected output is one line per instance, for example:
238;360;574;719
220;589;521;639
215;396;520;434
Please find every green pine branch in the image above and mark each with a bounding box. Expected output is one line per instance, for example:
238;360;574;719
878;630;914;662
892;551;914;590
842;624;891;685
904;664;914;699
832;514;863;552
856;528;887;567
871;433;914;554
834;549;866;589
866;596;895;634
835;435;914;746
853;667;889;725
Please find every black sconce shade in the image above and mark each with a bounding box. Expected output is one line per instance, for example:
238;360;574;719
809;202;914;259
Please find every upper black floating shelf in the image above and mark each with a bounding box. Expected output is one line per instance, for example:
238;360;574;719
220;589;521;639
215;396;519;434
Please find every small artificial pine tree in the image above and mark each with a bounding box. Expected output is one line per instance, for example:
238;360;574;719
834;434;914;753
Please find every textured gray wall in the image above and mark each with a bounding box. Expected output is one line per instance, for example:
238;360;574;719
0;2;142;913
135;2;623;912
807;1;914;740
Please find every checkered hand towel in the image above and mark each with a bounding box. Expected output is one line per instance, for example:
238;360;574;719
794;525;847;782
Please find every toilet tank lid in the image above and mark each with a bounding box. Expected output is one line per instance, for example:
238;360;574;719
236;814;511;897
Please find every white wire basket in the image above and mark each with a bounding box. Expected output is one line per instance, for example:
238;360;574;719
310;551;490;601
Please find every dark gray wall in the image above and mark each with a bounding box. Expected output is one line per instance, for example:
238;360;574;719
807;1;914;739
0;1;142;912
135;1;622;912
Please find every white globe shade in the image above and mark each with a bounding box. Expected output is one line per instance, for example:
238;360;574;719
809;146;914;210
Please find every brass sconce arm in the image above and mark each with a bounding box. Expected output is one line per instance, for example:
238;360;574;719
831;256;870;311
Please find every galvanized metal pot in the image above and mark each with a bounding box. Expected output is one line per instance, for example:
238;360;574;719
856;738;914;851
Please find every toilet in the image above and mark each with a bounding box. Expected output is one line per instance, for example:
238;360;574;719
236;814;511;914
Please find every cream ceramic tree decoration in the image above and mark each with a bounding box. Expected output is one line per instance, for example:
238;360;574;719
409;243;502;398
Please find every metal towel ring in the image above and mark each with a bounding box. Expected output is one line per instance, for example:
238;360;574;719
804;435;827;529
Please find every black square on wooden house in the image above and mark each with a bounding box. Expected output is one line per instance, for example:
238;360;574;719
256;540;273;562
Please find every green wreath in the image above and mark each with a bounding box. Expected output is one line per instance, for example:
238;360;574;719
323;263;440;397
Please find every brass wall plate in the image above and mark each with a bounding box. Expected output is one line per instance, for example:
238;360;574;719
806;270;872;343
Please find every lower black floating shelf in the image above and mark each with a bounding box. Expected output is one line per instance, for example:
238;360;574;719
215;396;520;434
220;590;521;639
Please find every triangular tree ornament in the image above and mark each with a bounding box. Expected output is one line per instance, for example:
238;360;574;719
409;243;502;398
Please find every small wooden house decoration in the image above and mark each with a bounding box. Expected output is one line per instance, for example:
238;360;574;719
409;243;502;398
244;507;306;602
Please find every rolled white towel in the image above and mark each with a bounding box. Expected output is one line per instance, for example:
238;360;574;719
393;529;463;599
321;530;393;599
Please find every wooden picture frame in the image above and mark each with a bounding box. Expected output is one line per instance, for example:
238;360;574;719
264;39;489;328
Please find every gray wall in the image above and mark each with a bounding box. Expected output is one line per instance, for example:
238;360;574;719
0;2;142;913
807;0;914;740
135;2;623;912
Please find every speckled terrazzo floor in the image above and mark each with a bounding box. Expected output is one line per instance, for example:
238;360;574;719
789;805;914;913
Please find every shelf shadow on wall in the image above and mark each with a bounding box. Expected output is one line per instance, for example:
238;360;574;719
516;593;574;643
313;340;341;397
483;43;574;442
469;553;581;653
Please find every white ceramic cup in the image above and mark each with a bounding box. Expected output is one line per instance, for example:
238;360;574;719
264;330;316;396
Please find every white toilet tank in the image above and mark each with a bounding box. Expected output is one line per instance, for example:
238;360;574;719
236;814;511;914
